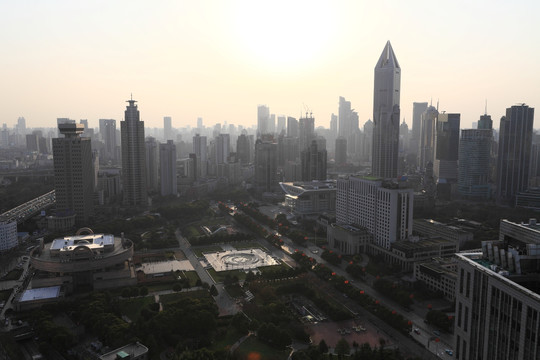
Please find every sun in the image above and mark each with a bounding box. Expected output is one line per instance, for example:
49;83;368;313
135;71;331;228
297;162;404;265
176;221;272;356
230;1;336;72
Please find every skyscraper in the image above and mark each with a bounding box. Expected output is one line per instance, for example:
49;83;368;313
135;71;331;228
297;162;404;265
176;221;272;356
418;105;438;171
372;41;401;179
121;97;147;206
496;104;534;203
301;140;327;181
458;128;492;199
411;102;428;156
236;133;251;165
287;117;299;138
299;116;315;152
254;139;278;193
145;137;159;192
163;116;172;140
257;105;270;137
53;123;94;225
193;134;208;178
99;119;117;164
160;140;177;196
216;133;230;165
335;137;347;165
434;113;460;185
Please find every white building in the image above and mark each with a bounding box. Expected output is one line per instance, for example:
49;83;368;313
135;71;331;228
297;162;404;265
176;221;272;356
0;220;17;252
336;176;413;249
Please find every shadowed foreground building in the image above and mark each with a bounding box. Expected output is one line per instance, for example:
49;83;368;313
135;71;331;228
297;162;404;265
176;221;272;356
454;219;540;360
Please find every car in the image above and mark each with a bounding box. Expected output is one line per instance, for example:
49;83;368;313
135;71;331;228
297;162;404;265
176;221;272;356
413;328;421;335
445;349;453;356
433;330;441;336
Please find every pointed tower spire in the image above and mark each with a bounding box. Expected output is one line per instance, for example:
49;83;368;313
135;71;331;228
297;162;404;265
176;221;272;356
375;41;400;69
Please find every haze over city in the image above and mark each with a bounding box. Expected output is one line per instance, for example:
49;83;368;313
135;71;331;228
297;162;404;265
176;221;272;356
2;0;539;129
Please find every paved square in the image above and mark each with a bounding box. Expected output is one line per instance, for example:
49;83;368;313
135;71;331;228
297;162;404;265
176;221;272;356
204;249;279;272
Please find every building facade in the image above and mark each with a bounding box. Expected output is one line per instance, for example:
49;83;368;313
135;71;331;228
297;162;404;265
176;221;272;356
159;140;177;196
458;128;492;199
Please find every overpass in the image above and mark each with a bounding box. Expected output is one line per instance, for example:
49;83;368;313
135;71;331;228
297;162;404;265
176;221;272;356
0;190;56;223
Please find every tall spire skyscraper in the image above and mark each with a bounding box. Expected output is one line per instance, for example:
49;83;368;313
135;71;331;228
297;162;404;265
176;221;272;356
372;41;401;179
121;97;148;206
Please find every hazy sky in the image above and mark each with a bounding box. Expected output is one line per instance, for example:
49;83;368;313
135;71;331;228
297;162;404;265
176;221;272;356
2;0;539;130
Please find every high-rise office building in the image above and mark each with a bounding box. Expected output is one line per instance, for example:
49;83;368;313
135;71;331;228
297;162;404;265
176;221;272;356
496;104;534;203
254;139;278;193
216;134;230;165
257;105;270;137
197;117;203;131
236;133;251;165
301;140;327;181
163;116;172;141
418;105;438;171
458;123;492;199
277;115;286;135
335;137;347;165
193;134;208;178
99;119;117;164
53;123;94;225
338;96;359;156
121;98;147;206
336;176;413;250
287;117;299;138
434;113;460;183
372;41;401;179
17;117;26;135
330;113;338;137
159;140;177;196
145;137;159;192
411;102;428;156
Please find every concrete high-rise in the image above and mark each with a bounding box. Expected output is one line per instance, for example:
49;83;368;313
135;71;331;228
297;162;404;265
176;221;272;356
496;104;534;204
299;116;315;152
99;119;117;164
145;137;159;192
216;134;230;165
372;41;401;179
160;140;177;196
163;116;172;140
236;133;251;165
121;98;147;206
434;113;460;184
335;137;347;165
287;117;299;138
301;140;327;181
411;102;428;157
257;105;270;137
338;96;358;155
53;123;94;225
458;117;492;199
193;134;208;178
254;139;278;193
418;105;438;171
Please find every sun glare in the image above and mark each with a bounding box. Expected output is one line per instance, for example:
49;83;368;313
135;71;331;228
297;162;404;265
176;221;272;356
230;1;336;72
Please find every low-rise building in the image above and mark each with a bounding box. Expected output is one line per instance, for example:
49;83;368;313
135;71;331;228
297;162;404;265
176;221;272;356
414;218;473;248
413;257;457;301
0;218;18;252
327;223;371;254
99;342;149;360
280;180;336;217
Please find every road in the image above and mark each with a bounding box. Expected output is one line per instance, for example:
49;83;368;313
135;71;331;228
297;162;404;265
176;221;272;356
175;229;240;316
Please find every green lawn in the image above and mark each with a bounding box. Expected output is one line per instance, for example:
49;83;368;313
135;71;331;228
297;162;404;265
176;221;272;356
211;328;245;352
207;269;247;284
0;289;12;301
224;284;245;299
160;290;212;307
193;245;223;258
2;269;22;281
234;336;289;360
119;296;155;322
232;242;267;251
178;270;200;286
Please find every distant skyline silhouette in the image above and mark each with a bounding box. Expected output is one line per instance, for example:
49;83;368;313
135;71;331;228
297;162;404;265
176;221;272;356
1;1;539;129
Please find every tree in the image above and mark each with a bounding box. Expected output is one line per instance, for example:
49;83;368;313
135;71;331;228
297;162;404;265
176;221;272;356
335;338;350;358
318;339;329;354
139;286;149;296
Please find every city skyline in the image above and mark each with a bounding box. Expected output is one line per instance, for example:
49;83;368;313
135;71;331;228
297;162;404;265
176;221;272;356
1;1;539;130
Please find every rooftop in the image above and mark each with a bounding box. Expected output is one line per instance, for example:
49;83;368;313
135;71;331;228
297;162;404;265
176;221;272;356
99;342;148;360
19;286;61;302
50;233;115;252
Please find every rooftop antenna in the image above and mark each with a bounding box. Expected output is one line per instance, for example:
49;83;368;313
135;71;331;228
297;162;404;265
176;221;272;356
436;99;439;111
130;93;133;101
430;98;432;107
485;99;488;115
